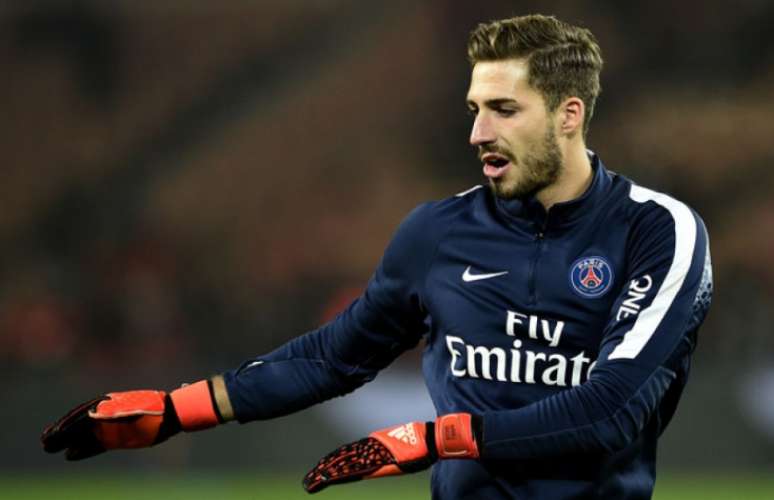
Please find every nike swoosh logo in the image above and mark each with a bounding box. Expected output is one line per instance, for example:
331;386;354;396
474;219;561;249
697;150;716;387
462;266;509;282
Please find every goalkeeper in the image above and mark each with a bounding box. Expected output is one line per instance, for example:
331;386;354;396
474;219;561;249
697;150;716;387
42;14;713;500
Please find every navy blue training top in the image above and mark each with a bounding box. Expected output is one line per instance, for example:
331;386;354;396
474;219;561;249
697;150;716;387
223;153;713;499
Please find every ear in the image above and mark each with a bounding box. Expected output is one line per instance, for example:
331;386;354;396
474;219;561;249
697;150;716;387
557;97;585;137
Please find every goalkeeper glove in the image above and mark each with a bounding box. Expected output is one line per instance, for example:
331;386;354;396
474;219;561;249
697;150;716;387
41;378;229;460
303;413;480;493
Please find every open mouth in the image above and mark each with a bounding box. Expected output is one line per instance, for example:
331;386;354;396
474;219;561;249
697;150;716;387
481;153;512;179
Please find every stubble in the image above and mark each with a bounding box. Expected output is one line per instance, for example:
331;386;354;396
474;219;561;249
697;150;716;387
490;127;563;201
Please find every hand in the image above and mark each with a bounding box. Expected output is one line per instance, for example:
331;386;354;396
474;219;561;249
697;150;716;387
41;380;220;461
303;413;479;493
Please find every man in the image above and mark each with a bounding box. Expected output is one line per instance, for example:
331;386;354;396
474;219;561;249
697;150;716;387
42;14;713;499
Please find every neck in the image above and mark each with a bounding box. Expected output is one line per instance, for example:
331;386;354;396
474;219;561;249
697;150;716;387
536;140;593;210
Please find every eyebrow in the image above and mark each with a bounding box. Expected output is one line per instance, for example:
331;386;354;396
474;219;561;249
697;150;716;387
466;98;520;108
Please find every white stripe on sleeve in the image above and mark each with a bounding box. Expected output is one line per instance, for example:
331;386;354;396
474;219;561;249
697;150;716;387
608;185;697;360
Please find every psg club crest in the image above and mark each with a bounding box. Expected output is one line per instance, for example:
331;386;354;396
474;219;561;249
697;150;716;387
570;256;614;298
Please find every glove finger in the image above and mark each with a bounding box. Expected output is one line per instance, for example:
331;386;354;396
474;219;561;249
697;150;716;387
43;410;98;455
41;396;106;453
303;438;395;493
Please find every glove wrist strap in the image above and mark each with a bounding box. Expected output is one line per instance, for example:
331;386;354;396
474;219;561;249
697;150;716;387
169;380;220;431
434;413;480;459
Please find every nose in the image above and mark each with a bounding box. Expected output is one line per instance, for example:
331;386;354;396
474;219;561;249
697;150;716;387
469;112;495;146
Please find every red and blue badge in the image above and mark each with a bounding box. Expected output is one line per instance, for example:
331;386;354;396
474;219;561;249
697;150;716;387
570;256;614;298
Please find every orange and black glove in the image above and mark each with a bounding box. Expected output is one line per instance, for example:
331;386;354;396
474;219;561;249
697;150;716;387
303;413;480;493
41;379;229;461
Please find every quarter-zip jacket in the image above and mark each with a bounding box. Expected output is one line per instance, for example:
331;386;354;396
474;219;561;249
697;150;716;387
223;154;713;499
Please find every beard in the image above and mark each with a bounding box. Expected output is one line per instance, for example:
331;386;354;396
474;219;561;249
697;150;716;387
487;126;563;201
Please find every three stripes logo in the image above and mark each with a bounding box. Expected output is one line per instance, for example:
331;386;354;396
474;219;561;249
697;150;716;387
387;423;418;445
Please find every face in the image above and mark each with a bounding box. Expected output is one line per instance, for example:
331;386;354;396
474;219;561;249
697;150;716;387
466;59;563;200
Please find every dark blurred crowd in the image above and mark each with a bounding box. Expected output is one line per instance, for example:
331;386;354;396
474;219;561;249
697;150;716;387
2;1;774;463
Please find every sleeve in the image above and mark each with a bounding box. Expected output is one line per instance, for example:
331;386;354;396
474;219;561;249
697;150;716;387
221;202;442;423
479;189;713;459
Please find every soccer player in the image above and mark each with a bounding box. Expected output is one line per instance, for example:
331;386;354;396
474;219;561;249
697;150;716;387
42;14;713;500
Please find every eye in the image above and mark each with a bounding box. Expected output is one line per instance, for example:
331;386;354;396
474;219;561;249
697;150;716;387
496;108;517;117
466;107;478;117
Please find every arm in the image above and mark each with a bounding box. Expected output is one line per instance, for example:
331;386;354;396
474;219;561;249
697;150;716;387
480;188;713;459
42;202;442;458
221;201;441;422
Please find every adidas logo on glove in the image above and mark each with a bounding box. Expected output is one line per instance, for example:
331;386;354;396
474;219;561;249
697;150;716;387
387;423;418;445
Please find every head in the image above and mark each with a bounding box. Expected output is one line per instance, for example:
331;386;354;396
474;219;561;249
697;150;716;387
466;15;603;200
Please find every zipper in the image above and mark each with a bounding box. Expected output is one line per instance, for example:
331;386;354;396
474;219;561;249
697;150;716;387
528;219;548;305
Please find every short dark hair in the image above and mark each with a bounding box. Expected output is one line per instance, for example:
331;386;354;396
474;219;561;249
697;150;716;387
468;15;603;136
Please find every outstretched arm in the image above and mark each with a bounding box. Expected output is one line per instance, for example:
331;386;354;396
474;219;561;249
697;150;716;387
42;202;443;458
220;201;442;422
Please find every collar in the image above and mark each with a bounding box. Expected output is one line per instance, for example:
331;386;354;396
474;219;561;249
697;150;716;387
493;151;612;233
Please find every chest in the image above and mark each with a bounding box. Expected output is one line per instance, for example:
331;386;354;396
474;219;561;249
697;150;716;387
424;217;628;357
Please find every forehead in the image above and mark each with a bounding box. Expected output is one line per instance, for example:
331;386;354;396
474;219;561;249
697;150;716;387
466;59;541;104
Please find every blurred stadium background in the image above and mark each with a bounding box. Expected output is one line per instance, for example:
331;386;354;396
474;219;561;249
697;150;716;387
2;0;773;498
